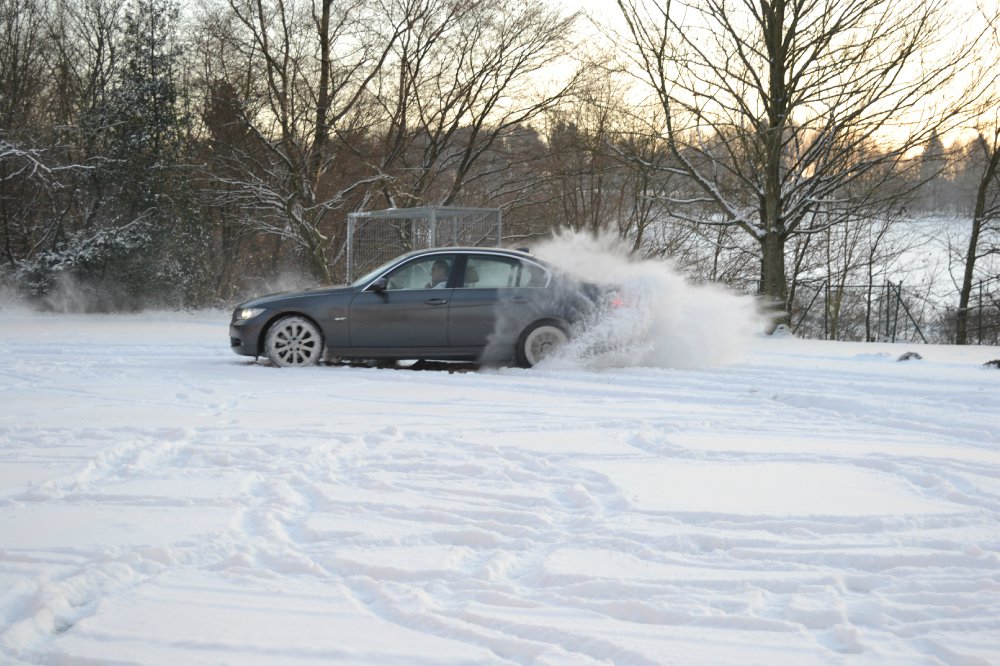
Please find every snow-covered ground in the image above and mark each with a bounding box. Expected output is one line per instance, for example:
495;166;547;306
1;308;998;665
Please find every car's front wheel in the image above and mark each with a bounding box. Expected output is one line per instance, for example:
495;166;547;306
515;320;568;368
264;316;324;367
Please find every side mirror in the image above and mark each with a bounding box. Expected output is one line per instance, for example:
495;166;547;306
368;277;388;292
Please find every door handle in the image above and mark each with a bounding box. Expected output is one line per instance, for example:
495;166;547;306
424;298;448;305
511;296;528;303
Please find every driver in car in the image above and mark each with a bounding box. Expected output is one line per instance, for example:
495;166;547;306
426;259;450;288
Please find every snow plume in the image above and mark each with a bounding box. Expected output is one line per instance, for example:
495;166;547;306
532;231;766;369
0;283;30;313
0;271;105;314
241;270;319;301
42;272;114;313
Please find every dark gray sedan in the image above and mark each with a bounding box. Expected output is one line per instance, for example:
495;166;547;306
229;247;604;367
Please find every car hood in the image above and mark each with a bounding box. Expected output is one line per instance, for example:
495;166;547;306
237;284;354;309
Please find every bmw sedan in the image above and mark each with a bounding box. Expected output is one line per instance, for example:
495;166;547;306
229;247;604;368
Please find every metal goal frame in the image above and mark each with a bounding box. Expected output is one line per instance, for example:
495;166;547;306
345;206;502;281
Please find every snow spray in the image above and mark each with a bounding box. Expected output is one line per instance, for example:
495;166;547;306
530;231;766;369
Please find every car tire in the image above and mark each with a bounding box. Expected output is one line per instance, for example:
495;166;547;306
264;316;324;367
515;320;568;368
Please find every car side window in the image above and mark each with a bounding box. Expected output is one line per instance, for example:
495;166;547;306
461;256;550;288
385;256;455;290
462;256;518;288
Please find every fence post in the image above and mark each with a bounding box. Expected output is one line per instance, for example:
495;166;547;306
823;281;829;339
883;281;890;342
865;280;873;342
900;282;908;340
346;214;355;282
892;282;902;343
978;280;984;344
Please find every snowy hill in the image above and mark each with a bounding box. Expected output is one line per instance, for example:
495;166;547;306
1;309;998;665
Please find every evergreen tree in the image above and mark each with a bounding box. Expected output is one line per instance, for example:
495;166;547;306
919;130;946;212
110;0;184;210
39;0;212;309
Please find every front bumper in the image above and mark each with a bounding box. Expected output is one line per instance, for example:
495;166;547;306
229;314;266;357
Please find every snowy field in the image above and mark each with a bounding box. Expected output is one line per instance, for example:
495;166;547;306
1;308;999;665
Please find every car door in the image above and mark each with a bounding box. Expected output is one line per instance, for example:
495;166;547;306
448;254;551;348
347;254;456;348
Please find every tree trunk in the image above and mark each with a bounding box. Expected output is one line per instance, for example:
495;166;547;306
957;132;1000;344
308;244;333;284
760;230;789;325
311;0;331;181
956;214;983;345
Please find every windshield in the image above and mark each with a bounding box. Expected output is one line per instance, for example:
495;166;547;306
351;256;406;287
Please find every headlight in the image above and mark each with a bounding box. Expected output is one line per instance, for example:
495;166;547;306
236;307;265;321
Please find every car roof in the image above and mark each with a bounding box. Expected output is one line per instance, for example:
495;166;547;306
406;246;533;257
391;247;544;264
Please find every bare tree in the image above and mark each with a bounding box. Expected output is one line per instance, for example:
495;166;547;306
194;0;577;283
0;0;52;266
616;0;986;322
195;0;404;282
45;0;126;236
0;0;49;130
358;0;579;209
955;126;1000;344
954;7;1000;344
0;141;56;266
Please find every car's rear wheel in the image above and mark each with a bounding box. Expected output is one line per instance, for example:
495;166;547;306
515;320;568;368
264;316;323;367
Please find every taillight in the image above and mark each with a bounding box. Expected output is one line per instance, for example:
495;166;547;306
607;289;625;308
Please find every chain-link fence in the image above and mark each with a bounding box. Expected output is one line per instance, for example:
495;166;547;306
790;278;1000;345
345;207;502;282
953;275;1000;345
